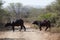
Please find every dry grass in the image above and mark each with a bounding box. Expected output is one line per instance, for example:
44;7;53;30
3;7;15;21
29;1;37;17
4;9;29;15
50;27;60;33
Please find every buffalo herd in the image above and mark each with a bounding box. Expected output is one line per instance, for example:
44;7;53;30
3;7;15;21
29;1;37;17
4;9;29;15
5;19;51;32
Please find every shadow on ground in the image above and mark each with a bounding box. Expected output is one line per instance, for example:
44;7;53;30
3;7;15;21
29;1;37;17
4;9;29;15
0;38;26;40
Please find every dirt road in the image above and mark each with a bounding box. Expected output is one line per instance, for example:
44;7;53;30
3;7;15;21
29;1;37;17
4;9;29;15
0;23;60;40
0;28;60;40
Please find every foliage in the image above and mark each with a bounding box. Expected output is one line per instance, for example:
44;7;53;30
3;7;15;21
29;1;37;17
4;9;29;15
1;0;60;27
37;13;57;21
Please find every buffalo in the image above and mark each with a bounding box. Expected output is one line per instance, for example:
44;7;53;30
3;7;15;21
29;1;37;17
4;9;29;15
5;19;26;32
32;20;51;31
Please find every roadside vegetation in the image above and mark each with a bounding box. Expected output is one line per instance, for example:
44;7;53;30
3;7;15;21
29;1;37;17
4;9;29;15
0;0;60;33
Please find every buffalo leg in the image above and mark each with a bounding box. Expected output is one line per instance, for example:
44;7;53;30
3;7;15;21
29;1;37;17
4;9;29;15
23;25;26;31
39;27;42;31
12;26;15;32
19;26;23;31
45;27;48;31
49;26;51;31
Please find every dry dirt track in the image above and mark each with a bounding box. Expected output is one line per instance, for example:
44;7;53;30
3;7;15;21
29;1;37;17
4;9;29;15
0;23;60;40
0;29;60;40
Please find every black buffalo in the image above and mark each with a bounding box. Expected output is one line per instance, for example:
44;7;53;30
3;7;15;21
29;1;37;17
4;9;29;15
5;19;26;32
5;22;12;27
32;20;51;31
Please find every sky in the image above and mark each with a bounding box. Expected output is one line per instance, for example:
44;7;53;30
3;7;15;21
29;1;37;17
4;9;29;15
3;0;55;8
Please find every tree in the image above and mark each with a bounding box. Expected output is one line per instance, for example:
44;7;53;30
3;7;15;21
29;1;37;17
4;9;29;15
7;3;22;19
